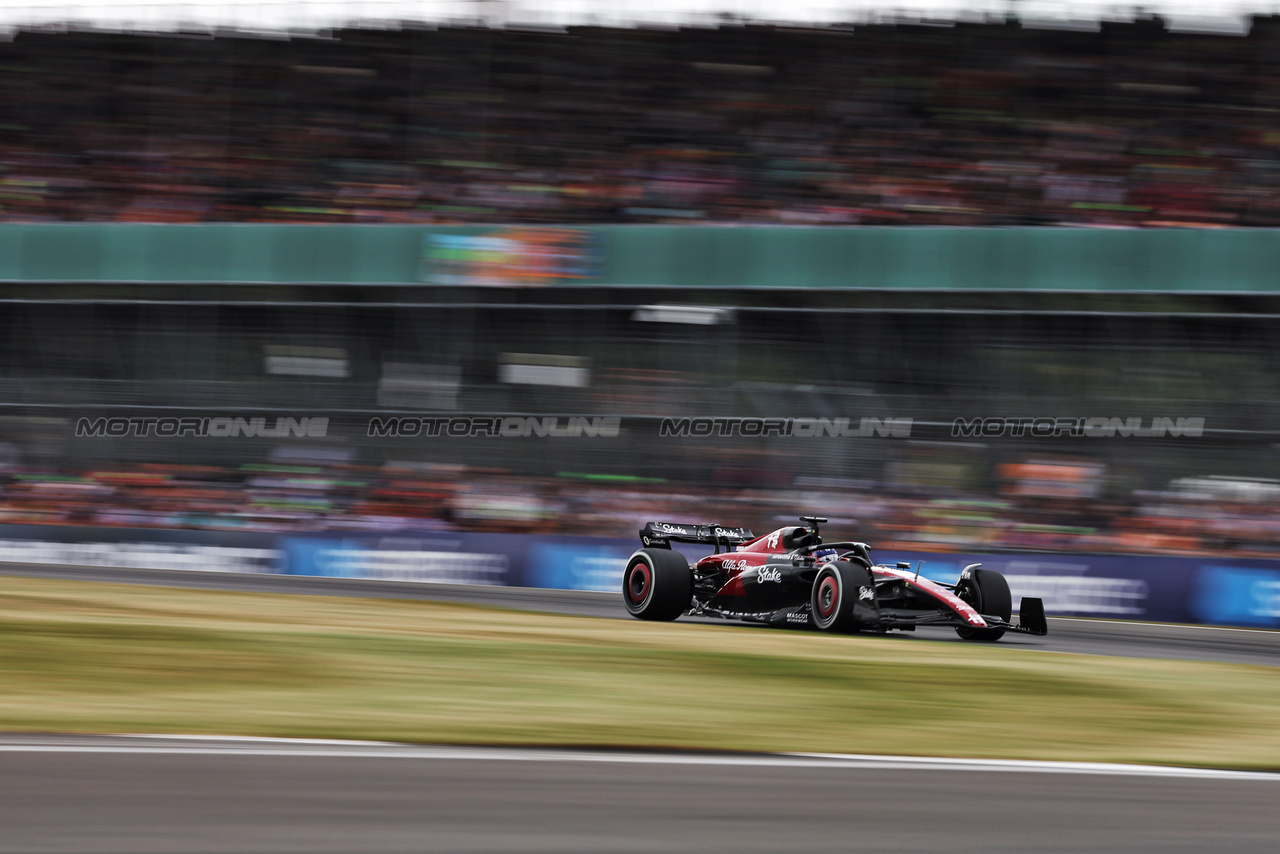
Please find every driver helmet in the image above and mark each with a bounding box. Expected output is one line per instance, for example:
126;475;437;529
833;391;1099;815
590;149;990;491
812;548;839;562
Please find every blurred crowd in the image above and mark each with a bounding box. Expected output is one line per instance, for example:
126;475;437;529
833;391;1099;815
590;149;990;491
1;462;1277;558
4;20;1280;225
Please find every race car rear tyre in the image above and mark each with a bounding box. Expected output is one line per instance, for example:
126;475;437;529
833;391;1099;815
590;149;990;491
810;561;865;633
955;567;1012;641
623;548;693;621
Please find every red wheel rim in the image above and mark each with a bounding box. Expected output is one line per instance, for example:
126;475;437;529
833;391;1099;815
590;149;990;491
816;574;839;619
626;562;652;604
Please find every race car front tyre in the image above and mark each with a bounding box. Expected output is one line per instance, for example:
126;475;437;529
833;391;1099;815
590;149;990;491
955;567;1012;641
623;548;693;621
810;561;867;633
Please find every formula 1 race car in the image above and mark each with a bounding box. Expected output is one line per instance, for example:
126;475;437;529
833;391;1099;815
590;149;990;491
624;517;1047;640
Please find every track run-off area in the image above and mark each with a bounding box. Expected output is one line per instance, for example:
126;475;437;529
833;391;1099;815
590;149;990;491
3;562;1278;666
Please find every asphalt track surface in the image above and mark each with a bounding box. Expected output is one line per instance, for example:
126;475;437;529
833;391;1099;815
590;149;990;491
3;562;1279;666
3;563;1280;852
0;734;1277;853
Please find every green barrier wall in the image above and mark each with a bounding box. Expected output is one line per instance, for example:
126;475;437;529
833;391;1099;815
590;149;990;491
598;227;1280;292
2;224;1279;291
0;224;424;284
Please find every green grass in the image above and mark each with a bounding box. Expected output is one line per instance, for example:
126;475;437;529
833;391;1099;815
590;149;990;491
1;575;1279;769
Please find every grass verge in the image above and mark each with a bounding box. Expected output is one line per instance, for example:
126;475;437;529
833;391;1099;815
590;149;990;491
1;575;1278;769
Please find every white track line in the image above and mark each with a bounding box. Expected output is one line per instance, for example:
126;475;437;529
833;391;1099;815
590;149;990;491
0;737;1275;782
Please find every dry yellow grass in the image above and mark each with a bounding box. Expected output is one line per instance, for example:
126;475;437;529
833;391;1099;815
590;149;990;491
1;574;1278;769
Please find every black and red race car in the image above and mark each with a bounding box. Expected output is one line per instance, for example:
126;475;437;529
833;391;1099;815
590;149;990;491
624;516;1047;640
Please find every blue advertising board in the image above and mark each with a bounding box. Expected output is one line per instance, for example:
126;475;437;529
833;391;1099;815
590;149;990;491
1191;566;1280;628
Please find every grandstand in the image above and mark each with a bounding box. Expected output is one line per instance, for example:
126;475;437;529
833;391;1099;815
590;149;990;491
6;19;1280;225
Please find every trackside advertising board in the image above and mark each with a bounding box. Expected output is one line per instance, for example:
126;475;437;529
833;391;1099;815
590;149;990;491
279;534;1280;628
0;524;279;574
277;532;709;590
0;524;1277;628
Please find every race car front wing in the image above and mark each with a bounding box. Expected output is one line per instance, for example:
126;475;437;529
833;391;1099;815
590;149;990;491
690;596;1049;635
1001;596;1049;636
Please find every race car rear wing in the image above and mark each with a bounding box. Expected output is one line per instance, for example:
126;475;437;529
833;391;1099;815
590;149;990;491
639;521;754;551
